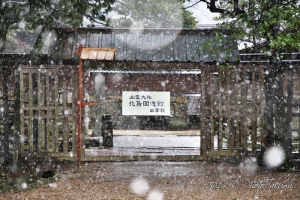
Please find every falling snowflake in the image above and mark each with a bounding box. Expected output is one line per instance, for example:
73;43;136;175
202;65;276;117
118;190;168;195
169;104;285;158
129;177;150;196
147;189;164;200
263;145;285;168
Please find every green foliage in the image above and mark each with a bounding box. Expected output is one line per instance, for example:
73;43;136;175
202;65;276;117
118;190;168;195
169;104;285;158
182;8;198;28
218;63;233;78
0;0;115;51
215;0;300;57
182;0;300;61
110;0;198;28
201;30;239;64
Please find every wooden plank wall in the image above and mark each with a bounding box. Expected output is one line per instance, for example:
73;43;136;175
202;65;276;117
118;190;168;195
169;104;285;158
200;66;266;157
18;66;77;158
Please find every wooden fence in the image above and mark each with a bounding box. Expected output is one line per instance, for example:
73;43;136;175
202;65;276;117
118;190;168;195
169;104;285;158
18;66;78;158
200;66;266;157
1;64;300;162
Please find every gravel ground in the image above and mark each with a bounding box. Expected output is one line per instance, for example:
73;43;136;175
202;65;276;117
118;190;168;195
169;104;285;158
0;161;299;200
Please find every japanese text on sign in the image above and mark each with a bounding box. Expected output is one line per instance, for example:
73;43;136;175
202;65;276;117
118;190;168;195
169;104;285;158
122;91;170;116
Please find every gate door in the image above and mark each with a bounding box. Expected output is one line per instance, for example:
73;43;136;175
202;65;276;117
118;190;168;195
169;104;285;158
200;66;266;158
19;66;77;158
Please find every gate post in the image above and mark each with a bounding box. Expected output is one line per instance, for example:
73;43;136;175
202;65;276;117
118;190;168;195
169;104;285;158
76;45;84;168
200;68;209;157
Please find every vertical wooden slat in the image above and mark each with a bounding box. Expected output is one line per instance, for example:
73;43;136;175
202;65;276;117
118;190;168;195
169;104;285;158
241;69;248;152
225;69;231;116
210;117;214;152
241;69;247;114
210;71;214;116
241;117;247;151
218;72;223;152
13;70;21;158
208;71;213;153
19;70;25;155
50;118;55;152
73;68;77;154
207;123;212;153
251;70;258;153
39;118;45;153
225;71;231;152
228;118;234;152
54;70;59;152
72;69;77;155
235;119;241;150
62;76;68;153
286;68;294;157
200;68;207;156
37;71;43;153
265;66;275;147
259;68;266;151
232;69;236;104
46;73;51;152
206;117;215;151
231;69;237;152
41;74;46;152
231;69;237;105
28;72;33;154
236;69;241;107
218;117;223;151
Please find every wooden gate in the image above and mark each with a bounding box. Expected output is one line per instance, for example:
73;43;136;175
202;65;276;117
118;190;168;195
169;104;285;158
18;66;78;158
200;66;266;158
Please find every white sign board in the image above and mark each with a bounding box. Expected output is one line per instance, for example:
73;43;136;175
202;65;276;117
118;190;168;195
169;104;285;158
122;91;170;116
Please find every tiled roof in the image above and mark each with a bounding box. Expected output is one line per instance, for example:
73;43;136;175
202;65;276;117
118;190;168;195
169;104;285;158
49;27;239;63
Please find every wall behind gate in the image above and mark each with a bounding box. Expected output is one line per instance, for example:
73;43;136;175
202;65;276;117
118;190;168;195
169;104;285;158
86;72;202;131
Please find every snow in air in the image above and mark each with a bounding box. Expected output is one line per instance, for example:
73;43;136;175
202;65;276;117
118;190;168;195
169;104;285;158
129;177;150;196
263;145;286;168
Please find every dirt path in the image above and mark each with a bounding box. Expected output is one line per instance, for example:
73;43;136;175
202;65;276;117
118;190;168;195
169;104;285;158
0;161;299;200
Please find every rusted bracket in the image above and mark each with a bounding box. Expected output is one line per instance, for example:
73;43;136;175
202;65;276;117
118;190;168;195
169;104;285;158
82;102;99;106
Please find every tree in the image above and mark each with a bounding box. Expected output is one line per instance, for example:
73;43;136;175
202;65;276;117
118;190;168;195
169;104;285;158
183;0;300;55
184;0;300;167
110;0;198;28
0;0;115;52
